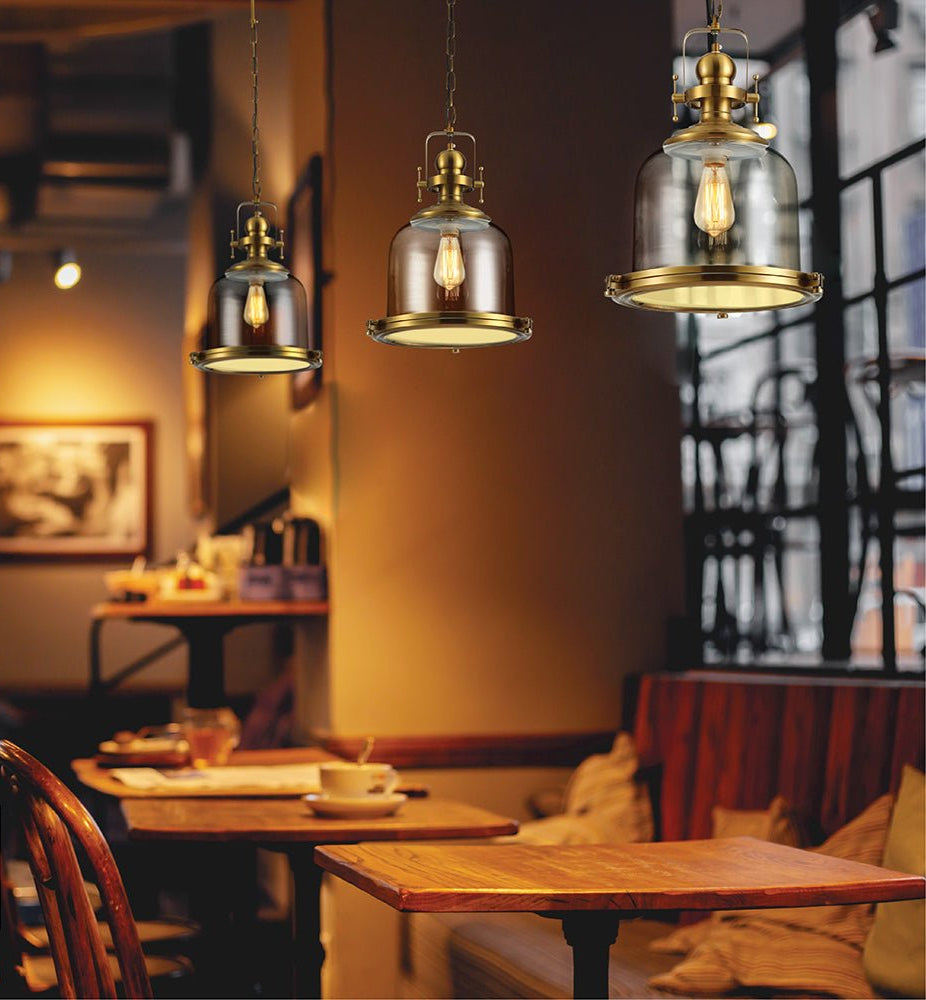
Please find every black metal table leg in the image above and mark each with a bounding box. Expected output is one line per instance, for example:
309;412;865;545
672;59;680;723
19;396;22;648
560;912;622;1000
182;621;233;708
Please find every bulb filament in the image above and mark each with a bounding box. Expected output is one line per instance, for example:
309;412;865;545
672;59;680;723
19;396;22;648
243;281;270;328
433;229;465;298
693;157;735;238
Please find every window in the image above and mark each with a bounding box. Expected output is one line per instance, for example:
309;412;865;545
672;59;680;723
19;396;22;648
679;4;925;672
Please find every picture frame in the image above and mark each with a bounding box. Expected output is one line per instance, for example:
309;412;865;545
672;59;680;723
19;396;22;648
288;154;327;410
0;420;153;560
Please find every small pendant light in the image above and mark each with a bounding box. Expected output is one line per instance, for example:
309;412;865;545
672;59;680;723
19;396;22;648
606;2;823;318
367;0;532;351
191;0;321;374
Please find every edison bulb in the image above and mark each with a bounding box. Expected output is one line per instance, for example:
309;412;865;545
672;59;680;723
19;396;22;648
243;281;270;328
693;157;735;238
433;229;465;295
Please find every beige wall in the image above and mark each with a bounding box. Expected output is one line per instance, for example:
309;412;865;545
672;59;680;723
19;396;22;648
292;0;683;740
0;248;194;689
0;1;683;721
0;9;298;694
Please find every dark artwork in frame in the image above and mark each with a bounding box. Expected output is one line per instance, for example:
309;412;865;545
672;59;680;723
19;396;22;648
289;155;327;410
0;420;153;561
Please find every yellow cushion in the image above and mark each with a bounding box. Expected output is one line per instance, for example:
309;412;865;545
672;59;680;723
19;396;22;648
863;765;925;999
648;793;894;997
515;733;654;845
711;794;802;847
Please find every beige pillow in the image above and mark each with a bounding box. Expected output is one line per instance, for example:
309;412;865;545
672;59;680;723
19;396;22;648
649;793;894;997
863;765;925;998
514;733;653;845
712;794;802;847
650;795;804;956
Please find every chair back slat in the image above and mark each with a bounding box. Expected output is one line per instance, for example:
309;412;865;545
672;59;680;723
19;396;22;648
19;807;79;998
0;740;152;999
27;797;116;998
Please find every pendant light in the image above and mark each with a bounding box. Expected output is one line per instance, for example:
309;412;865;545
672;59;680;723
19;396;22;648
367;0;532;351
191;0;321;374
606;2;823;318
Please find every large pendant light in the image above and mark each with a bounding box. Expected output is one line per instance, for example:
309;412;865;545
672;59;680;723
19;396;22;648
367;0;532;351
191;0;322;374
606;2;823;318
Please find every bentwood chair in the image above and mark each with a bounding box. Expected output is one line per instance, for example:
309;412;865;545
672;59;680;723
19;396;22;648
0;739;188;999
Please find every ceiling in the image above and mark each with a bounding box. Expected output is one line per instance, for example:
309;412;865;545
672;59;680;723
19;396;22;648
673;0;805;53
0;2;257;47
0;2;266;251
0;0;805;253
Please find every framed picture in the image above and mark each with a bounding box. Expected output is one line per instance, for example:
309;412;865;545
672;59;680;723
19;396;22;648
288;154;326;410
0;421;152;560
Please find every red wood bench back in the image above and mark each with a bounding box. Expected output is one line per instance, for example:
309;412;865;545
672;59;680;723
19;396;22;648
632;672;925;843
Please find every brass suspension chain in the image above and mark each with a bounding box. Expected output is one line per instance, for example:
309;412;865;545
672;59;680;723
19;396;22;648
445;0;457;134
706;0;722;48
250;0;262;204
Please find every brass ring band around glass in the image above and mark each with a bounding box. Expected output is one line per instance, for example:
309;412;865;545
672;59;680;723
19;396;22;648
367;312;532;349
190;345;322;373
605;266;824;313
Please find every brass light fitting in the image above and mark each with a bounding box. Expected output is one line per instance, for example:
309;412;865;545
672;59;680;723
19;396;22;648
191;0;320;375
606;2;822;317
367;0;531;350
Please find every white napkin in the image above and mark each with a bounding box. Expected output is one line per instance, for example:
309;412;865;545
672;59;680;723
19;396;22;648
110;763;321;792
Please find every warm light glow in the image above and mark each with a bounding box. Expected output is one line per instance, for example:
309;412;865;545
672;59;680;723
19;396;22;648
693;158;735;238
204;356;307;373
433;229;465;294
54;261;82;290
753;121;778;141
243;281;270;328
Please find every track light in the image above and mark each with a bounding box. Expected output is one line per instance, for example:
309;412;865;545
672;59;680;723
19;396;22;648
54;250;81;290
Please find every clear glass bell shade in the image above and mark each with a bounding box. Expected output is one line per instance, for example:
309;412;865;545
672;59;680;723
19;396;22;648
192;272;321;373
368;221;531;348
607;146;822;312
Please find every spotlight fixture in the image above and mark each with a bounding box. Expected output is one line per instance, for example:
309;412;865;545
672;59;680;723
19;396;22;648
606;1;823;318
54;250;81;290
367;0;532;350
191;0;321;375
868;0;899;53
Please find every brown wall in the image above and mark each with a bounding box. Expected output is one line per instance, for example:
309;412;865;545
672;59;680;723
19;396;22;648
291;0;683;739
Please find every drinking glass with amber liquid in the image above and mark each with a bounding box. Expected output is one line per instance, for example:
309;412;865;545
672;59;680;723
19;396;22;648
182;706;240;768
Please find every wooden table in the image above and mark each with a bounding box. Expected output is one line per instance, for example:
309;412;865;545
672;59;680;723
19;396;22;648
89;599;328;702
119;792;517;997
315;837;926;1000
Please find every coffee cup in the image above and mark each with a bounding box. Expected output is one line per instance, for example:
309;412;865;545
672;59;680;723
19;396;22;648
318;761;399;798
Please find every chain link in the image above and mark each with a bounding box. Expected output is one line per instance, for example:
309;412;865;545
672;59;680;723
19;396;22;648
250;0;262;204
445;0;456;133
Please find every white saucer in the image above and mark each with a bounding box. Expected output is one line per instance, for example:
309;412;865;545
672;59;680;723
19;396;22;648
303;792;407;819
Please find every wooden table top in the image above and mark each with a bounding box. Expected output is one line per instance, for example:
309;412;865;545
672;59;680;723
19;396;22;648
314;837;926;913
91;599;329;621
73;747;339;798
122;796;519;845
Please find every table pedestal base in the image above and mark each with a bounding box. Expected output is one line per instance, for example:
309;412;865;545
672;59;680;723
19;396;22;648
560;912;622;1000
